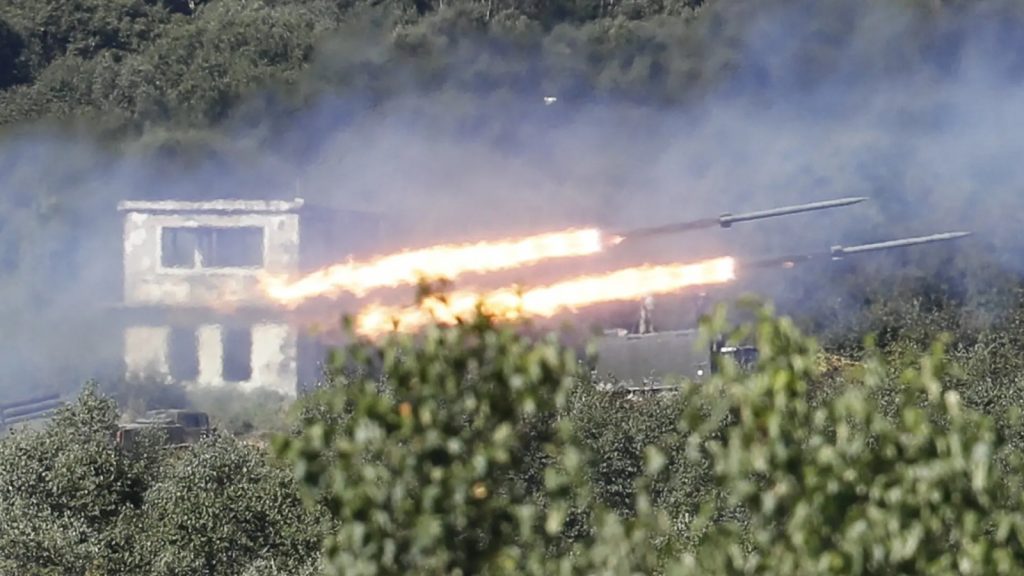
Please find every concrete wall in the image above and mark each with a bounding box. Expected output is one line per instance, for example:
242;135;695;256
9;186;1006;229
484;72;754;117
251;324;298;394
124;322;298;397
122;210;300;306
124;326;171;380
196;322;297;395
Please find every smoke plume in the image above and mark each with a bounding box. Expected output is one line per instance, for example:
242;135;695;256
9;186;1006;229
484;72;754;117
2;0;1024;398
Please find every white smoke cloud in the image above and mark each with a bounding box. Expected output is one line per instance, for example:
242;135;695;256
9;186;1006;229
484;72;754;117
3;0;1024;398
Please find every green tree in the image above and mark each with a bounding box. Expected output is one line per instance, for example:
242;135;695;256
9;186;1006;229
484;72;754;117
0;17;28;89
274;314;592;575
0;0;174;78
569;385;721;545
0;383;163;576
138;434;325;576
680;304;1024;574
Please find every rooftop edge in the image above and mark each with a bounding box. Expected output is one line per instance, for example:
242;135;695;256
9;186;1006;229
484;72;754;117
117;198;306;213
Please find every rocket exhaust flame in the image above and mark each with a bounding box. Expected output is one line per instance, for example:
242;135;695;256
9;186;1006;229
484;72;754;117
354;256;736;337
348;228;968;337
262;196;865;306
262;228;613;305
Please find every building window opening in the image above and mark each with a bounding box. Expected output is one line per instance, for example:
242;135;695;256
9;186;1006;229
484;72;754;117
178;412;209;429
168;327;199;381
222;327;253;382
160;226;264;269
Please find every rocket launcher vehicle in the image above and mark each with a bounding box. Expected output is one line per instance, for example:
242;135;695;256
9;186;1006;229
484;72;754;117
592;230;972;390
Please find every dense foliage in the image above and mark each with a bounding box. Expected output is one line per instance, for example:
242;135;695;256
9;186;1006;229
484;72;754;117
0;385;324;576
275;315;584;574
8;303;1024;574
2;0;1024;137
278;306;1024;575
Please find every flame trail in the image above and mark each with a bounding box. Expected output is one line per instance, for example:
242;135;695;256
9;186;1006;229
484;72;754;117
354;256;736;337
262;196;871;306
262;228;614;305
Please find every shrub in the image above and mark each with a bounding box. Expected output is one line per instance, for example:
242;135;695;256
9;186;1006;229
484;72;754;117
682;304;1024;575
138;434;326;576
274;314;588;575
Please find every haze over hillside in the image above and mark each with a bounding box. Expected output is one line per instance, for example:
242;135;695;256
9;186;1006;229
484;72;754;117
2;0;1024;398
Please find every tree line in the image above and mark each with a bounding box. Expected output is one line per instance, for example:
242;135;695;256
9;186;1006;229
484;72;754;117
2;0;1024;140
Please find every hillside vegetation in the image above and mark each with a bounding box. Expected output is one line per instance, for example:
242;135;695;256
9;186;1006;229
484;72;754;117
2;0;1023;139
6;305;1024;575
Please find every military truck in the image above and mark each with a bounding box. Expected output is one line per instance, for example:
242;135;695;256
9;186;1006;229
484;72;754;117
591;326;757;392
116;409;214;449
588;222;976;392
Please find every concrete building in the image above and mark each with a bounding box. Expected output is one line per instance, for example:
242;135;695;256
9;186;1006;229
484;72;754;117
117;199;302;396
116;198;381;397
